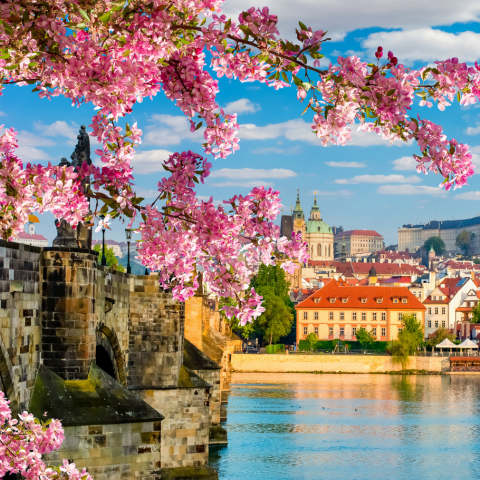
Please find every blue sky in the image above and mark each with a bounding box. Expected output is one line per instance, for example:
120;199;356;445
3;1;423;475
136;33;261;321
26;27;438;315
6;0;480;246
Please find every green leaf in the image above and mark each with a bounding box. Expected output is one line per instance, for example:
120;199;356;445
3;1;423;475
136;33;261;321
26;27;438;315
4;64;18;70
98;11;113;23
421;68;431;81
292;75;302;86
111;0;125;11
281;71;289;83
457;90;461;102
0;21;13;36
224;18;231;31
302;82;312;91
386;89;396;96
78;8;90;23
195;122;203;131
298;21;307;30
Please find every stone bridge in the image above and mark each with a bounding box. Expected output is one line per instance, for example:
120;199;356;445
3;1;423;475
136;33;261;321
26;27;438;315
0;240;235;480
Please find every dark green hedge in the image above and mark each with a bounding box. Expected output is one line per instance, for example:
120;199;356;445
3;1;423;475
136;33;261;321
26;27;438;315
298;339;388;352
266;344;285;354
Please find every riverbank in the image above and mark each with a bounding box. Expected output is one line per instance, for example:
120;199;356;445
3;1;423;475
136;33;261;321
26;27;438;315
231;353;450;373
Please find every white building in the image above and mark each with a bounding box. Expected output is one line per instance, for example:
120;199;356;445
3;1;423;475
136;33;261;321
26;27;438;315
11;222;48;248
92;239;123;258
423;277;476;338
398;225;423;252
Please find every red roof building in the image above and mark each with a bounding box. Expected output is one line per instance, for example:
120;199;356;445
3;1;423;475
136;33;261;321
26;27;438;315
295;279;425;343
12;231;48;248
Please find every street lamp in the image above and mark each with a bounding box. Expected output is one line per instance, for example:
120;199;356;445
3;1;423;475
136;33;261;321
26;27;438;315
100;214;107;266
125;228;132;274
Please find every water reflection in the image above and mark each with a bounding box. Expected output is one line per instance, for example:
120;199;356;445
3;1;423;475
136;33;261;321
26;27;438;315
210;373;480;480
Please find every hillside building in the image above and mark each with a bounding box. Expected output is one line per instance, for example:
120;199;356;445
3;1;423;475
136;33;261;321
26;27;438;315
295;279;425;343
334;230;384;256
11;222;48;248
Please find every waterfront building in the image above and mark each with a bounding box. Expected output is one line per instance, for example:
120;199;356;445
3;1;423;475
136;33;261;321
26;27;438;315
280;191;334;261
92;239;124;257
398;215;480;255
423;277;476;338
455;288;480;323
334;230;384;256
11;221;48;247
295;279;425;343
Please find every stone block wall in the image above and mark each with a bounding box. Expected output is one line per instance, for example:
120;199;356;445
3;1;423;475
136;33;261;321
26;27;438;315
184;297;204;350
137;387;211;469
128;275;184;389
43;421;162;480
0;240;41;412
41;248;98;380
191;368;221;425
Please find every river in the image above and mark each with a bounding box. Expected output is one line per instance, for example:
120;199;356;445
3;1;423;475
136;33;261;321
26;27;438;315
209;373;480;480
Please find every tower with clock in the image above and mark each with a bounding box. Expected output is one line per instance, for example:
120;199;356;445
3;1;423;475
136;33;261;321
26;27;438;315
292;189;306;239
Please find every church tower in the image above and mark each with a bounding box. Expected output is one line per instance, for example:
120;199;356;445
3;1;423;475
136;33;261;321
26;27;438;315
304;192;334;261
292;190;306;239
310;195;321;220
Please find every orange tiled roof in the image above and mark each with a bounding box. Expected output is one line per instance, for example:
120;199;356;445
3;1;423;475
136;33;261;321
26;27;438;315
295;279;425;310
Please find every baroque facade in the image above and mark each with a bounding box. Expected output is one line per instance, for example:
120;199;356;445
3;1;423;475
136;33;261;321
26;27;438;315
280;192;334;262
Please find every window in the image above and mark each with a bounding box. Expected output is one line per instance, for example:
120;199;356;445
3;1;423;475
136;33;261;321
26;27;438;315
393;298;399;303
434;321;438;328
330;298;335;303
398;312;403;321
314;298;320;303
314;312;319;320
442;320;445;327
362;312;366;321
381;327;386;337
314;326;319;335
442;307;446;315
352;327;357;336
372;327;377;336
303;326;308;335
398;328;403;334
402;299;407;304
329;311;334;320
353;312;357;320
413;313;417;319
377;298;382;303
373;312;377;321
340;327;345;336
361;298;366;303
328;327;333;336
303;311;308;320
428;308;432;315
382;312;386;321
428;320;432;328
342;298;347;303
435;307;438;315
340;312;345;320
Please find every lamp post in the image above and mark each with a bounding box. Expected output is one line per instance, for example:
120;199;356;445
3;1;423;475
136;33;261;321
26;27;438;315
125;228;132;274
100;214;107;266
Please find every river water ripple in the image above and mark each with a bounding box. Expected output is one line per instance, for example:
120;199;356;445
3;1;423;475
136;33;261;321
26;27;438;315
209;373;480;480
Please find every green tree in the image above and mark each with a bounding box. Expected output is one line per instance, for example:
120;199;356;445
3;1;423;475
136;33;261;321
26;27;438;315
93;244;125;272
219;297;255;338
473;258;480;265
249;264;294;345
356;327;376;348
470;303;480;324
390;313;424;370
426;326;456;346
424;236;446;255
456;229;475;255
306;332;318;351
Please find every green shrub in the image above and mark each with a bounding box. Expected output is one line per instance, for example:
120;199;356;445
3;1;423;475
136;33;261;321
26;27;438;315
266;344;285;354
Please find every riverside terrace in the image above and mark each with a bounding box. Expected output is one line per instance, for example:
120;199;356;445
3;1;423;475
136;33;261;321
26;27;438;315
0;239;236;480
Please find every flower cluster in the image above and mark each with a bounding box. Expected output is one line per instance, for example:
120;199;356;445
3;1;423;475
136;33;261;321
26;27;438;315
0;391;91;480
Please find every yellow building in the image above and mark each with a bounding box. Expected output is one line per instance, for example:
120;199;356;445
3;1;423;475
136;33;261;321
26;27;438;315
295;279;426;343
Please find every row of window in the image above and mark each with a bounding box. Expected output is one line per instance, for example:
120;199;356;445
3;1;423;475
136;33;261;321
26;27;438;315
427;320;446;328
427;307;446;315
304;326;387;337
302;311;417;321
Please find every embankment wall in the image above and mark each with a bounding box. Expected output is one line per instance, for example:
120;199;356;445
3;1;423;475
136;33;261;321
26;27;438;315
231;354;450;373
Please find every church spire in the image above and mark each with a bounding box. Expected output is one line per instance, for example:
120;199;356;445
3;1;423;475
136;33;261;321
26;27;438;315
293;189;304;219
310;190;321;220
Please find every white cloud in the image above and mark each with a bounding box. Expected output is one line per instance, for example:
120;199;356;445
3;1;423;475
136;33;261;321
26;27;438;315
466;123;480;136
239;118;409;147
134;187;159;199
130;149;174;174
17;131;56;147
223;98;260;114
308;189;354;196
16;146;52;163
335;174;421;184
253;146;301;155
377;184;446;195
392;156;418;171
34;121;78;140
363;29;480;63
144;114;204;146
325;161;366;168
0;111;6;117
221;0;480;46
210;180;274;188
454;191;480;200
210;168;296;179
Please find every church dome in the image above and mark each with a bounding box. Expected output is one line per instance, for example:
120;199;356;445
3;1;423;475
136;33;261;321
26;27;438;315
369;265;377;277
305;220;333;234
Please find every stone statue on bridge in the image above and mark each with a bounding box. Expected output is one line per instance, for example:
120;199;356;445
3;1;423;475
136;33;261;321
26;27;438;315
52;125;92;249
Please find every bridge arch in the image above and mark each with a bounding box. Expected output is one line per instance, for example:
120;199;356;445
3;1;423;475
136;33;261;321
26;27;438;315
95;325;127;386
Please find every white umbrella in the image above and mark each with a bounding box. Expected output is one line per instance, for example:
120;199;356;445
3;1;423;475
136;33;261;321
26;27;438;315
458;338;478;348
436;338;458;348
